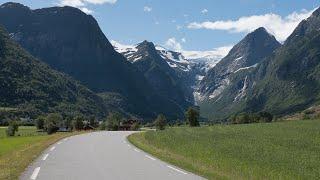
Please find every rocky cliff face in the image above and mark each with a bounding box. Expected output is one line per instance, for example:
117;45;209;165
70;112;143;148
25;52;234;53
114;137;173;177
0;2;186;120
199;8;320;121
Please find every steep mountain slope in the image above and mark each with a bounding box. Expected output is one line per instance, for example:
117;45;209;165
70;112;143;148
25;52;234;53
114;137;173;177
0;2;185;120
201;8;320;121
112;41;225;104
243;8;320;116
198;27;281;102
198;27;281;120
0;26;108;118
113;40;193;108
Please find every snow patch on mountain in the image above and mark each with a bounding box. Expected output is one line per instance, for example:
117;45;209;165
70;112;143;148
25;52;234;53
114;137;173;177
234;63;258;73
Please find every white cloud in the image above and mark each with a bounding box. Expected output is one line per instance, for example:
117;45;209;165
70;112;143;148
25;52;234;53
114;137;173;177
164;37;232;61
188;8;316;42
80;7;93;14
165;38;183;51
59;0;84;7
58;0;117;14
182;45;233;60
201;9;208;14
84;0;117;4
176;25;182;30
144;6;152;12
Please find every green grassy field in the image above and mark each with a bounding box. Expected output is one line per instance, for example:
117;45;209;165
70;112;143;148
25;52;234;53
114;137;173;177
0;126;82;180
128;120;320;180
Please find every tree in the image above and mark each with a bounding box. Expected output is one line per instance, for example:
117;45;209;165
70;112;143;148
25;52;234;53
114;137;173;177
258;112;273;123
6;121;19;136
72;116;84;131
44;113;62;134
186;107;200;127
154;114;167;130
35;116;45;129
106;113;122;131
130;122;140;131
89;116;98;128
99;122;107;130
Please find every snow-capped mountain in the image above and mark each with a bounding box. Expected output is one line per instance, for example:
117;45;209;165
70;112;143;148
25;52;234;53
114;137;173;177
111;40;230;103
111;40;229;73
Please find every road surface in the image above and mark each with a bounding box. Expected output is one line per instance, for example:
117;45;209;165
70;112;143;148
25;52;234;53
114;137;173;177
21;131;203;180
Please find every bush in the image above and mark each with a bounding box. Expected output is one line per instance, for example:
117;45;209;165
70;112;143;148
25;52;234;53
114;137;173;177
6;121;19;136
154;114;167;130
258;112;273;123
130;122;140;131
72;116;84;131
186;107;200;127
106;113;121;131
35;117;45;129
99;122;107;130
44;113;62;134
231;112;273;124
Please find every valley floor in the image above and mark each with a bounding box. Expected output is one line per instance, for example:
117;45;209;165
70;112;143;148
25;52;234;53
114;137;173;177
128;120;320;179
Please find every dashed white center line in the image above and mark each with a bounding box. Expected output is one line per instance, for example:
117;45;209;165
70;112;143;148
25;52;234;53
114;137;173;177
49;146;55;151
134;148;140;152
30;167;40;180
167;165;188;175
42;154;49;161
127;144;131;147
145;155;156;160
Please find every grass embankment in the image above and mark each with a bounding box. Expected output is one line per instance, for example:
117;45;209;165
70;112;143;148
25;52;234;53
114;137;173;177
128;120;320;179
0;126;82;180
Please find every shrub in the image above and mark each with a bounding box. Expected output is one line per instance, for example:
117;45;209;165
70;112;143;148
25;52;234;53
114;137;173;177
72;116;84;131
6;121;19;136
130;122;140;131
44;113;62;134
35;117;45;129
258;112;273;123
99;122;107;130
154;114;167;130
106;113;122;131
186;107;200;127
231;112;273;124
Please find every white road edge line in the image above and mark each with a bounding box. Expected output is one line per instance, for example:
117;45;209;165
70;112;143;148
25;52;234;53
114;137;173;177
145;155;156;161
42;154;49;161
134;148;140;152
167;165;188;175
127;144;131;147
57;142;62;145
49;146;55;151
30;167;40;180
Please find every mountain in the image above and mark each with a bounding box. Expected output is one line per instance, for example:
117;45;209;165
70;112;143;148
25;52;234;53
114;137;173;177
113;40;193;108
200;8;320;121
0;26;109;118
198;27;281;120
112;40;227;104
0;2;185;120
242;8;320;116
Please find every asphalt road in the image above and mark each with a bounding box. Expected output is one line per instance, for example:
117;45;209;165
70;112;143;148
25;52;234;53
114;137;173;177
20;131;203;180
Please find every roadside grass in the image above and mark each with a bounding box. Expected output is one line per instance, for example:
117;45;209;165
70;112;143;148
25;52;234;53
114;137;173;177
0;126;83;180
128;119;320;180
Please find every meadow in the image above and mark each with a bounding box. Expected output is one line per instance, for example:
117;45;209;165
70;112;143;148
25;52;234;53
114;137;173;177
0;126;80;179
128;120;320;179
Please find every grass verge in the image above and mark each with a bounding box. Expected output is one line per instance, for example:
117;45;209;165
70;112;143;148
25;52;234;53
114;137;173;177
128;120;320;180
0;127;85;180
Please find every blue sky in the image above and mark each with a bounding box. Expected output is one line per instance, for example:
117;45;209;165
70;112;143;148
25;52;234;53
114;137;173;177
0;0;319;53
